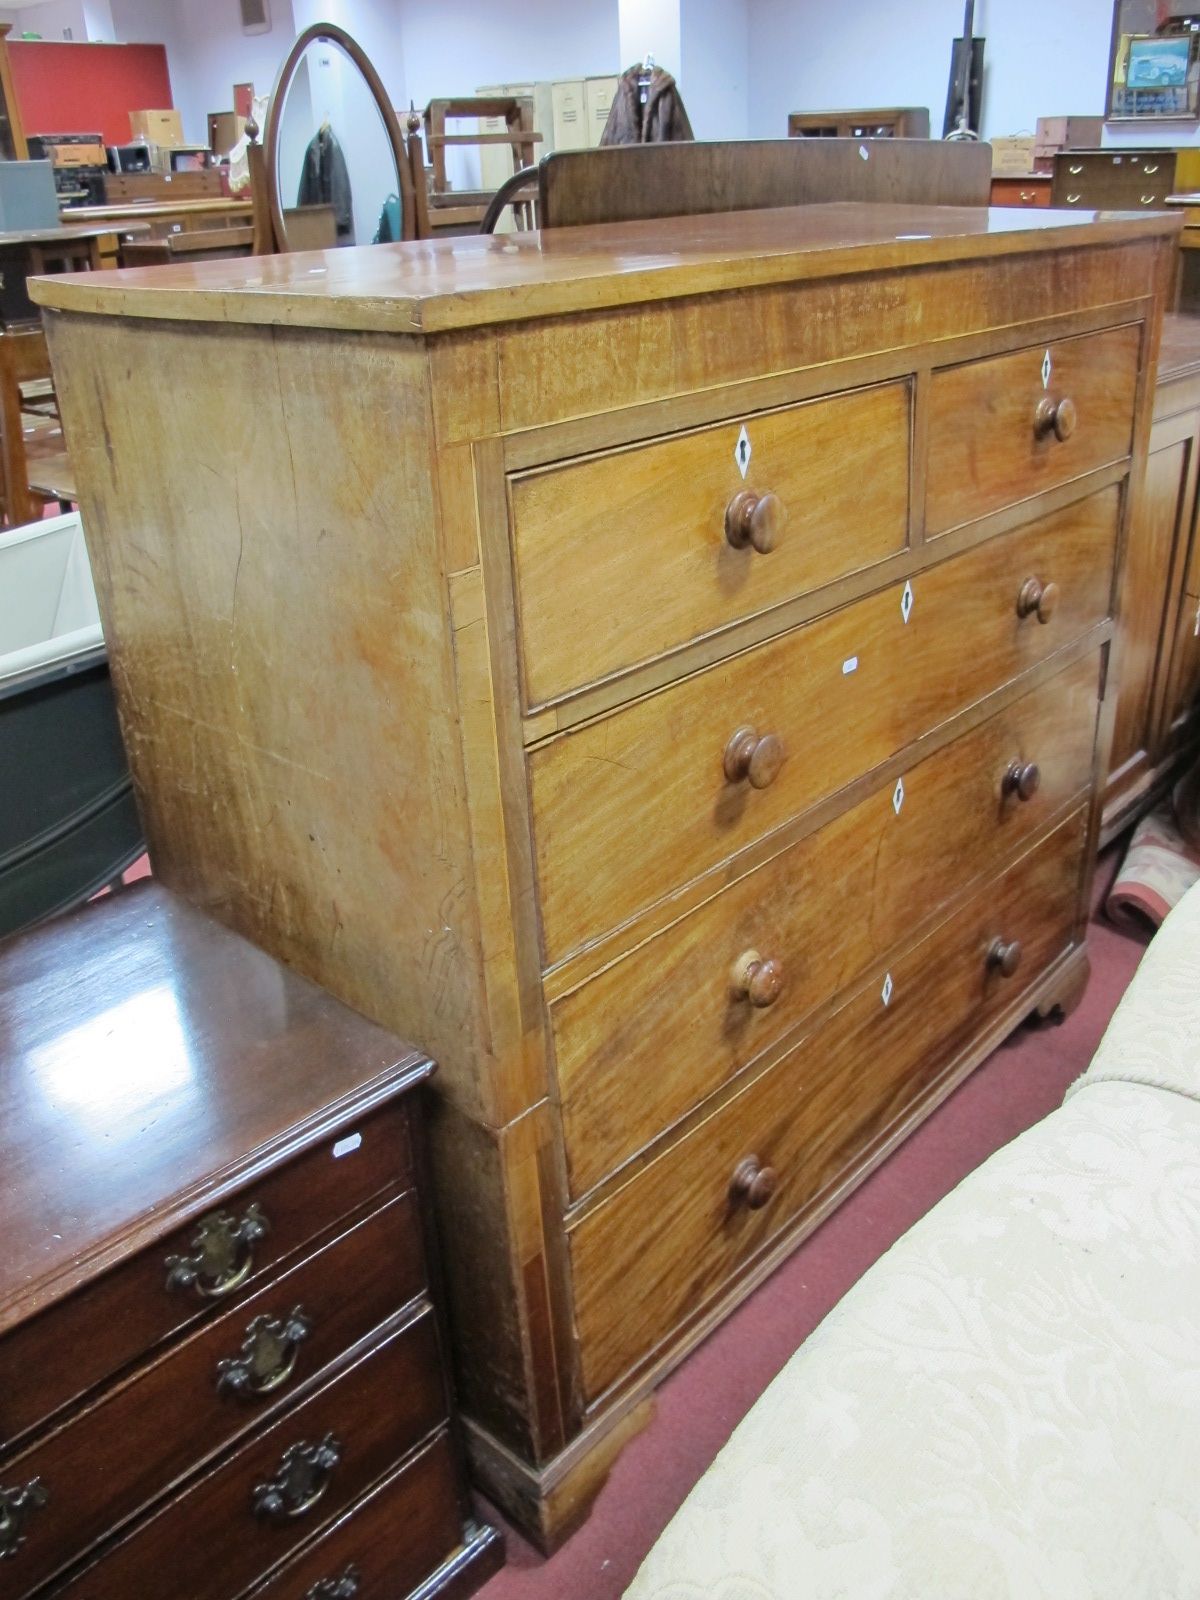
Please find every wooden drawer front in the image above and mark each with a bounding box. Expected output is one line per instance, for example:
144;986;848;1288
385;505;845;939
532;488;1118;963
2;1193;424;1596
0;1100;412;1452
246;1431;465;1600
1053;152;1174;209
510;381;911;704
990;178;1052;208
925;324;1139;535
553;651;1100;1199
59;1309;446;1600
569;808;1088;1403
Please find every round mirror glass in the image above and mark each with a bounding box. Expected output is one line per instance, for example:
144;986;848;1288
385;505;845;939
267;26;407;250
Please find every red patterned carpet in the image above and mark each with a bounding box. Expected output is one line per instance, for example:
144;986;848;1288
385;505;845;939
476;850;1152;1600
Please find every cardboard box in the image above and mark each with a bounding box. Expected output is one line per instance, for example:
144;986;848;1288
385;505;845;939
990;134;1038;175
130;109;183;148
1034;116;1104;155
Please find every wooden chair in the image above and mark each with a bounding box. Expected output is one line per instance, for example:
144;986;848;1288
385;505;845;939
415;96;541;237
536;137;993;229
0;327;76;524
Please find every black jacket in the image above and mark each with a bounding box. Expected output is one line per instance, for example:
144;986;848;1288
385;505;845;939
298;126;354;243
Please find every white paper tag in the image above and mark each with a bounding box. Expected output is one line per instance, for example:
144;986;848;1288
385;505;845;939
842;655;858;675
881;972;894;1007
332;1132;362;1159
900;581;914;625
893;777;905;814
858;143;870;161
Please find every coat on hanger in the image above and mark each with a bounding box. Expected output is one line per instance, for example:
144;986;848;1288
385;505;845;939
600;65;694;145
298;125;354;242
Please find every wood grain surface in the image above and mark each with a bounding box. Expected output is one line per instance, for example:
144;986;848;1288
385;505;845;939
530;489;1119;963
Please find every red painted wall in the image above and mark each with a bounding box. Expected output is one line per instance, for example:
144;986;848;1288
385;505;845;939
8;40;173;145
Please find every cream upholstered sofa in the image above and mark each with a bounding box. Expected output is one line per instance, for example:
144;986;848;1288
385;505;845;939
625;881;1200;1600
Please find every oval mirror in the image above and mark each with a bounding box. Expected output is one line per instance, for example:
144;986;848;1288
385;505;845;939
264;22;412;252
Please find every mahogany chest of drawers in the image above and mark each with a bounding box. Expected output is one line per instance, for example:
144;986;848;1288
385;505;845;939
0;885;501;1599
34;200;1178;1548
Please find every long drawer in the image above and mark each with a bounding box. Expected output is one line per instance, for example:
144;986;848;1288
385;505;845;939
552;652;1101;1200
532;486;1118;963
56;1309;447;1600
2;1194;425;1596
510;380;911;704
245;1431;468;1600
569;807;1088;1403
925;324;1139;534
0;1101;413;1452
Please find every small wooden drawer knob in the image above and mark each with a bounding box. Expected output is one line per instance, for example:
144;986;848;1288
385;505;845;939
730;1155;778;1210
724;725;784;789
1003;760;1041;802
1016;576;1060;624
1034;395;1077;442
725;489;786;554
731;948;783;1007
987;937;1023;978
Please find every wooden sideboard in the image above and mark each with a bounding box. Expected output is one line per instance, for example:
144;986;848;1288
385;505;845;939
0;883;501;1599
1104;311;1200;835
34;202;1177;1548
1050;147;1200;211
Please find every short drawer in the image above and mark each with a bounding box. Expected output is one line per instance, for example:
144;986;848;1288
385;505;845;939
56;1309;447;1600
0;1100;413;1451
531;486;1118;962
569;807;1088;1403
552;651;1101;1199
0;1193;425;1596
925;324;1140;534
244;1431;471;1600
510;380;911;704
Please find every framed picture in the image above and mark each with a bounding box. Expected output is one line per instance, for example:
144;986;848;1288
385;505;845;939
1107;3;1200;120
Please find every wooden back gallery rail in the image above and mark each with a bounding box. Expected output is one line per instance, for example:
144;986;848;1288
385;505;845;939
33;200;1179;1550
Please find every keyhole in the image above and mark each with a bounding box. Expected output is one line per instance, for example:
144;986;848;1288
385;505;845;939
738;440;747;466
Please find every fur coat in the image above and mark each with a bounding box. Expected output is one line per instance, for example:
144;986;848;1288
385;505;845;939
600;65;695;145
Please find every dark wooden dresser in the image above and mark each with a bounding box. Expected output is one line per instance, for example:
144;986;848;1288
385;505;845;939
0;884;501;1600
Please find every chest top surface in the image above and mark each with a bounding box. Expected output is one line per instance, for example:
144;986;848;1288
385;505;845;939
28;201;1179;335
0;882;431;1332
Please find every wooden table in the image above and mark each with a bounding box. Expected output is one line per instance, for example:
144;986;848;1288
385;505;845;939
0;880;502;1598
34;200;1179;1550
0;222;148;325
63;197;253;249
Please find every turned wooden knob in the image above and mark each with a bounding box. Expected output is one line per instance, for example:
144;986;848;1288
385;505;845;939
1016;576;1059;624
725;489;786;554
730;1155;778;1210
1003;760;1041;801
731;948;783;1007
1034;395;1077;442
724;725;784;789
987;937;1023;978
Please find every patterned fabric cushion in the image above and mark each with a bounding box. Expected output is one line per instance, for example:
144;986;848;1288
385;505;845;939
624;1080;1200;1600
1070;875;1200;1107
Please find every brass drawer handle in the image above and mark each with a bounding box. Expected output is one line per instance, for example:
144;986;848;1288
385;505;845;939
1066;192;1082;204
1140;194;1158;205
1002;760;1041;802
730;1155;778;1210
1069;163;1083;175
165;1202;270;1299
724;725;784;789
0;1479;48;1561
217;1306;312;1399
1016;576;1060;624
987;937;1023;978
1033;394;1077;442
1144;163;1160;175
306;1567;361;1600
1019;190;1035;203
253;1434;341;1522
731;948;783;1008
725;488;786;554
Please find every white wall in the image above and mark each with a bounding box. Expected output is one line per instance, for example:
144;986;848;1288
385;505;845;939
742;0;1137;144
681;0;748;138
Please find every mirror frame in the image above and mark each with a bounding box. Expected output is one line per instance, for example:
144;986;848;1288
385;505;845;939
263;21;415;250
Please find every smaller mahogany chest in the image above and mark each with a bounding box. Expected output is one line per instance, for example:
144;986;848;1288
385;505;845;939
0;883;502;1600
